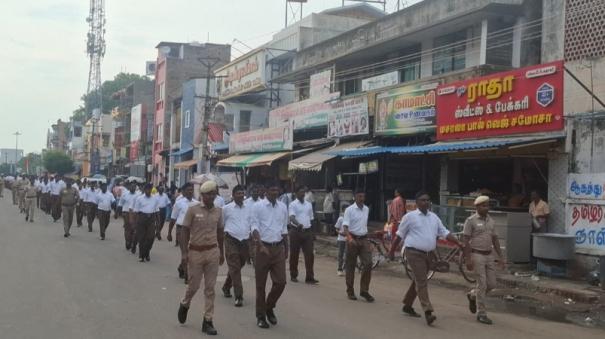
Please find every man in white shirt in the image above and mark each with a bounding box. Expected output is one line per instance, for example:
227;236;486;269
323;186;336;224
288;186;318;284
84;182;99;232
75;181;85;227
119;182;138;252
391;191;461;326
244;184;263;207
342;189;374;303
41;178;51;214
50;176;66;222
250;182;289;329
221;185;251;307
96;183;116;240
133;183;160;262
168;183;198;281
155;186;172;240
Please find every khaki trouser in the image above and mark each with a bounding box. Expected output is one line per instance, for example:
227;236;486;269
97;210;111;238
470;253;497;315
255;244;287;318
289;229;315;281
19;190;26;211
345;238;372;295
62;205;75;235
403;249;435;313
12;187;17;204
181;247;220;321
223;234;249;299
25;197;35;221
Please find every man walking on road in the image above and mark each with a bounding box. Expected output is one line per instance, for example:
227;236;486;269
288;186;318;284
133;183;159;262
60;178;79;237
177;180;224;336
250;182;289;329
343;189;374;303
75;181;84;227
463;195;505;325
96;183;115;240
155;186;171;240
169;183;198;282
84;182;98;232
221;185;250;307
24;180;37;223
391;191;461;326
119;182;138;252
50;176;66;222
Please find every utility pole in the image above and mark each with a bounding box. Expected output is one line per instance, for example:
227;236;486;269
197;56;223;175
13;131;21;174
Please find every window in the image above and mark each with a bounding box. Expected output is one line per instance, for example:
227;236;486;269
224;114;234;132
102;134;110;147
73;126;82;137
157;82;165;102
432;30;467;75
239;110;251;132
184;110;191;128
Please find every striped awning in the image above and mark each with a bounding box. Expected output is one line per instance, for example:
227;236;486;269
173;159;198;169
288;141;371;171
217;152;290;168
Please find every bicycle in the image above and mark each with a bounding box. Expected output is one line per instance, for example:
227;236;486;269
355;230;401;271
400;233;476;283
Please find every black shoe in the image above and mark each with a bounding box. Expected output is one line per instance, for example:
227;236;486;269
202;319;217;335
156;234;161;241
290;277;298;283
347;293;358;301
257;317;270;329
222;286;232;298
402;305;422;318
100;234;105;240
178;303;189;324
360;292;375;303
266;309;277;325
234;298;243;307
425;311;436;326
178;266;185;279
131;246;136;254
467;293;477;314
305;279;319;285
64;233;69;238
477;314;493;325
125;243;131;250
25;216;28;221
145;255;150;262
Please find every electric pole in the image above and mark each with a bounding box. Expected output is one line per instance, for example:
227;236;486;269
197;57;223;175
13;131;21;174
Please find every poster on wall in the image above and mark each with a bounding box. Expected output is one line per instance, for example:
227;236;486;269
269;92;340;130
130;104;142;142
567;173;605;200
327;95;369;138
436;60;564;140
309;69;332;98
362;71;399;92
228;123;293;154
216;49;266;100
374;82;438;136
566;202;605;256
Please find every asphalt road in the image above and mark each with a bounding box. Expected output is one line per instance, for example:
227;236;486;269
0;190;603;339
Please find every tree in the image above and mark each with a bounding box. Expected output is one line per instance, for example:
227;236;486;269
43;151;74;175
82;73;150;116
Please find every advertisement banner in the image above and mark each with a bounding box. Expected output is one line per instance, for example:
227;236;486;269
217;49;266;100
567;173;605;200
436;61;564;140
375;82;438;136
129;141;139;162
309;69;332;98
328;95;369;138
130;104;142;142
269;92;340;130
229;124;293;154
362;71;399;92
566;202;605;255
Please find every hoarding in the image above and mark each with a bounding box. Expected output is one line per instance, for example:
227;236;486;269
217;49;266;100
567;173;605;200
374;82;438;136
229;124;293;154
309;69;332;98
130;104;142;142
327;95;369;138
566;202;605;256
269;92;340;130
362;71;399;92
436;61;564;140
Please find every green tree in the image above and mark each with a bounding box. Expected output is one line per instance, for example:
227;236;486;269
43;151;74;175
82;73;149;116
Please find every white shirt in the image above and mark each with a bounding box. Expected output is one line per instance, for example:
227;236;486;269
72;183;79;190
397;209;450;252
250;199;288;243
119;190;138;210
244;197;262;208
214;195;225;208
133;194;160;214
41;182;51;194
155;193;171;208
83;188;99;203
334;216;346;241
50;180;66;195
223;201;251;241
343;203;369;236
289;199;314;229
96;191;116;211
171;197;198;225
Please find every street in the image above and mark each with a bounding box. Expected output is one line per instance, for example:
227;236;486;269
0;193;602;339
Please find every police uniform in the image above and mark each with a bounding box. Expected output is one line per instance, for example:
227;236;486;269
133;193;160;261
178;181;223;335
61;185;79;237
24;183;37;222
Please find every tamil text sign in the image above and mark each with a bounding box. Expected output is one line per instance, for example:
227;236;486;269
229;125;293;154
566;202;605;255
362;71;399;92
567;173;605;200
309;69;332;98
269;92;340;130
375;82;437;136
328;95;369;138
436;61;564;140
217;49;266;100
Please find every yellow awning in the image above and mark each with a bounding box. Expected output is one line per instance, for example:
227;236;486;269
173;159;198;169
288;141;371;171
217;152;290;168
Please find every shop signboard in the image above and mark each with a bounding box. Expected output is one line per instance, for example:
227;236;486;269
566;202;605;255
327;95;369;138
130;104;142;142
309;69;332;98
436;60;564;140
567;173;605;200
269;92;340;130
217;49;266;100
375;82;438;136
228;124;293;154
359;160;379;174
362;71;399;92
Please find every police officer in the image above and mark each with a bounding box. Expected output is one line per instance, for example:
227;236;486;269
177;181;224;336
61;178;79;237
24;179;37;222
463;195;505;325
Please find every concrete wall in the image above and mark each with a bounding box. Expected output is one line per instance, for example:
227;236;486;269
541;0;565;63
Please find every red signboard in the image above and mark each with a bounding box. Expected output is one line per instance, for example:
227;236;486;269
436;61;564;140
129;141;139;162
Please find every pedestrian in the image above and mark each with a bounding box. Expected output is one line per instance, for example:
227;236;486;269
334;204;350;276
50;176;66;222
245;184;264;265
278;185;292;208
387;188;407;259
112;180;123;219
84;182;98;232
168;183;198;282
323;186;336;225
177;180;224;335
12;175;21;205
24;180;37;223
250;181;289;329
529;190;550;232
133;183;160;262
463;196;505;325
391;191;462;326
119;182;139;252
75;181;84;227
34;176;42;208
18;176;28;213
60;178;79;237
342;189;374;302
41;177;51;214
96;183;115;240
288;186;318;284
0;175;4;198
221;185;250;307
155;186;171;240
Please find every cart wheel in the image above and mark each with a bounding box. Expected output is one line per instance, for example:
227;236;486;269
458;252;476;283
356;240;383;271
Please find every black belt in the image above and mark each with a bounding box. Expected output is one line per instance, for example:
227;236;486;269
262;240;283;247
407;247;430;255
226;232;249;244
471;248;492;255
350;234;367;240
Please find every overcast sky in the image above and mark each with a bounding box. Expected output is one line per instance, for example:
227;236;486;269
0;0;420;154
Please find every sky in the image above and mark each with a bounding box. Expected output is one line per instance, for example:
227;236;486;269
0;0;420;154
